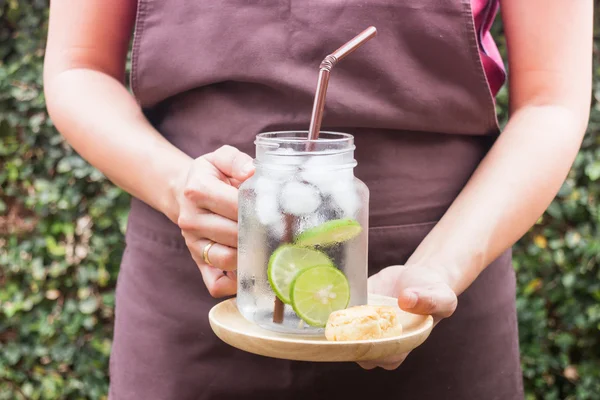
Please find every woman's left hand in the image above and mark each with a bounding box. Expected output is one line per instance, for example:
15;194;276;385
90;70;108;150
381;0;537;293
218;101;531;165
357;264;458;370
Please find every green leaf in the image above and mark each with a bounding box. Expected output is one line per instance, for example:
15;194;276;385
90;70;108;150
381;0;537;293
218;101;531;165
546;202;563;219
562;273;576;289
585;161;600;181
78;297;98;315
45;236;66;257
2;343;22;366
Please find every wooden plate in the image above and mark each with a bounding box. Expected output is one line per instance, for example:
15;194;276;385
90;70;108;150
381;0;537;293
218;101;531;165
208;294;434;362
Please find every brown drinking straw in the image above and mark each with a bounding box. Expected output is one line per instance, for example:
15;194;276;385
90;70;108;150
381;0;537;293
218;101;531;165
307;26;377;143
272;26;377;324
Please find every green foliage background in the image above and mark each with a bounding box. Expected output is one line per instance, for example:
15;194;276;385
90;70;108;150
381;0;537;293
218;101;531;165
0;1;598;399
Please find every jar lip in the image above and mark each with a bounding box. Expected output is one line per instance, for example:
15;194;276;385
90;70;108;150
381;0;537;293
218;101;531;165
255;130;354;144
254;161;357;171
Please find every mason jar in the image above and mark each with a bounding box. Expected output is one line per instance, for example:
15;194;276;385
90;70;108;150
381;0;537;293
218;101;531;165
237;131;369;334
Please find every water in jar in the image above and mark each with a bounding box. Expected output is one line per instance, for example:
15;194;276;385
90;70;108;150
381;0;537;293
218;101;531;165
237;141;369;334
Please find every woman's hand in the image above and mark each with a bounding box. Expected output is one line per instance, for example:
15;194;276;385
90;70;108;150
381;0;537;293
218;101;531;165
357;264;457;370
359;0;592;372
176;145;255;298
44;2;257;299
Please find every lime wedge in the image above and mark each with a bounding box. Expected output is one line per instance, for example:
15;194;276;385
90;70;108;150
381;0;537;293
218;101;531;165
267;245;333;304
295;218;362;247
290;265;350;327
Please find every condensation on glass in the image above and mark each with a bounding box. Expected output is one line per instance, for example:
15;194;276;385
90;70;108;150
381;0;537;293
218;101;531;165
237;131;369;334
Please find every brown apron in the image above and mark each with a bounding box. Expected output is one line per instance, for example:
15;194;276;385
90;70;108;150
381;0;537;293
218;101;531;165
109;1;524;398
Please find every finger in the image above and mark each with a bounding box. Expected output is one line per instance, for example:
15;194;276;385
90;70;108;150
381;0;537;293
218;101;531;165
228;178;245;189
398;285;458;318
357;360;403;370
357;361;378;370
182;176;238;221
204;145;255;181
179;212;238;248
357;352;409;370
183;235;238;271
379;361;403;371
198;262;237;298
379;352;409;370
367;265;401;296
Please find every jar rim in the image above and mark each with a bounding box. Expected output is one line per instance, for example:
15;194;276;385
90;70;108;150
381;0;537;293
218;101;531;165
255;130;354;144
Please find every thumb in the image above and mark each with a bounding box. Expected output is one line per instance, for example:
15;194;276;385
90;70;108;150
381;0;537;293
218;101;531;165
397;285;457;319
205;145;255;181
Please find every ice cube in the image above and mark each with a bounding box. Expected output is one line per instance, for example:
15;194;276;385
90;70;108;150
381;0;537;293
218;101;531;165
274;147;296;154
269;147;304;166
266;167;295;181
254;176;278;196
330;180;359;217
300;156;335;192
294;213;324;236
300;156;353;194
305;153;346;166
268;217;285;240
280;181;321;215
256;192;280;225
336;169;354;182
300;168;332;189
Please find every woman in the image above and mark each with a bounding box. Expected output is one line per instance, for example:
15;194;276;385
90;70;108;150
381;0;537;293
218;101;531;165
43;1;592;399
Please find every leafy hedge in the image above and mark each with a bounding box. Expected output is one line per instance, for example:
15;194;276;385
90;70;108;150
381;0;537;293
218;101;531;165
492;18;600;399
1;2;130;399
0;2;598;399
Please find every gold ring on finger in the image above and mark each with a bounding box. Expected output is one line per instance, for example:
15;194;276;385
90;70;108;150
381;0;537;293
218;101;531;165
203;240;216;266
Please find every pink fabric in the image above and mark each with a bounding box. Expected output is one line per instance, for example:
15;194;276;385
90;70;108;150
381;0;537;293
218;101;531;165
471;0;506;96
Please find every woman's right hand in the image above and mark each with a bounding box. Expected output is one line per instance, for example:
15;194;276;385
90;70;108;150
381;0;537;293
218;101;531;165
176;145;255;298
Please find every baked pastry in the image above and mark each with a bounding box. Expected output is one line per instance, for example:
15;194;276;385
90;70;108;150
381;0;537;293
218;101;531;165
325;305;403;341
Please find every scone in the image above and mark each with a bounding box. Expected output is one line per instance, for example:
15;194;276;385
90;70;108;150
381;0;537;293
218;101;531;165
325;305;403;341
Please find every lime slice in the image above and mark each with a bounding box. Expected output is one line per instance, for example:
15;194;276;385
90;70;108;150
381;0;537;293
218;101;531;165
295;218;362;247
290;265;350;327
267;245;333;304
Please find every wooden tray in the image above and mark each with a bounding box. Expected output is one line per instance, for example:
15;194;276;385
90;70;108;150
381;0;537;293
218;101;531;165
208;294;434;362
